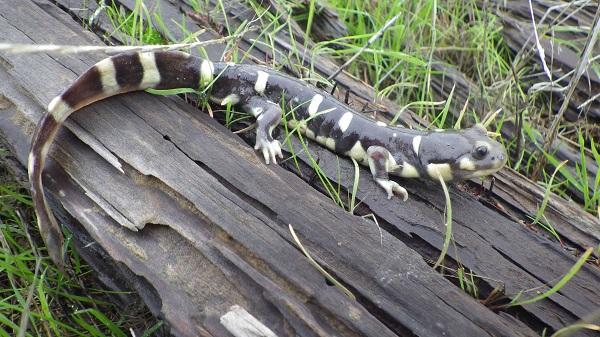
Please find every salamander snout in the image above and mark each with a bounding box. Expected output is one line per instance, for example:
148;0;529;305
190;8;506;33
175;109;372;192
494;153;505;162
418;124;508;181
456;134;508;179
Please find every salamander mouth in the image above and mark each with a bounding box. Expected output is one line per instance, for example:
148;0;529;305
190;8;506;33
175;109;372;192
459;155;507;179
464;166;504;178
455;149;507;179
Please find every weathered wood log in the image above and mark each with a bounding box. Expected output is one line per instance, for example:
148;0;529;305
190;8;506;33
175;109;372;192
287;0;349;42
172;0;600;250
1;0;599;336
71;0;600;256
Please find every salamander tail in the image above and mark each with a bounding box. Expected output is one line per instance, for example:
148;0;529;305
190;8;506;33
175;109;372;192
27;51;207;269
29;111;67;270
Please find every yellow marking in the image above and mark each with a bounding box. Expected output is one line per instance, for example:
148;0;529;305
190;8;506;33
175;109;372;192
308;94;323;116
347;141;366;162
338;112;353;132
96;58;119;93
412;135;422;157
325;138;336;150
48;96;71;123
139;53;161;87
305;129;316;139
316;135;336;150
427;163;453;181
459;157;476;170
376;121;387;127
27;152;35;177
200;60;214;87
254;71;269;94
400;163;420;178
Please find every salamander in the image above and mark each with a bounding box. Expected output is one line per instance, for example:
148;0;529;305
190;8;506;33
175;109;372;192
29;51;507;268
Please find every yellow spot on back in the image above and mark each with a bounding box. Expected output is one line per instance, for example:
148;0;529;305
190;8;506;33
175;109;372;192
254;71;269;94
308;94;323;116
338;112;353;132
412;136;422;157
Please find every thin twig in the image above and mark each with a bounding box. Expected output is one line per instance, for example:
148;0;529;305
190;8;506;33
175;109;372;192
577;91;600;110
433;175;452;270
327;13;401;81
528;0;553;80
541;2;600;159
288;224;355;300
0;29;254;54
527;54;600;94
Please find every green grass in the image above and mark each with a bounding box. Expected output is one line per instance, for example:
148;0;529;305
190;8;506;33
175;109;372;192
508;246;597;307
107;0;599;300
318;0;600;219
4;0;600;335
285;0;600;328
102;0;165;44
0;179;163;336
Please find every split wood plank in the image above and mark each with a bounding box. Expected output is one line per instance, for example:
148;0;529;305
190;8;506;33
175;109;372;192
0;0;543;336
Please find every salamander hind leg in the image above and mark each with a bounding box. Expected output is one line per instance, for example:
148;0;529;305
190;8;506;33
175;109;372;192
367;146;408;201
242;96;283;164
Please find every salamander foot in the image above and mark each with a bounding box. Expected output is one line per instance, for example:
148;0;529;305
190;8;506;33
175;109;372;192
375;178;408;201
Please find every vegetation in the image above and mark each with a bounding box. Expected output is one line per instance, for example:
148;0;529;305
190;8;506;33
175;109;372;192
1;0;599;335
0;177;163;336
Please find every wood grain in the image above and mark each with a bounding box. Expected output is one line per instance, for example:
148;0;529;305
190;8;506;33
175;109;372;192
0;1;598;336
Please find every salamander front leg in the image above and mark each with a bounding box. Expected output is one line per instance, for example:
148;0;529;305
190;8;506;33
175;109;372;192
367;146;408;201
242;96;283;164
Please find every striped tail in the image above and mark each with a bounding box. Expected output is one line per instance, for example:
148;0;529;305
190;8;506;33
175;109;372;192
28;51;210;269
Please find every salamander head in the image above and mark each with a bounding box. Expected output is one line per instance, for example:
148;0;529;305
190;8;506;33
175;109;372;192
418;124;507;181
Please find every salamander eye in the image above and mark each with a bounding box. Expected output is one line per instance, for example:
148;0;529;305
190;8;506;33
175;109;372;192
473;145;488;159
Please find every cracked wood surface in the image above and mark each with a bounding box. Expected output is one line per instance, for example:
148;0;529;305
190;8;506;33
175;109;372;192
112;0;600;258
0;0;598;336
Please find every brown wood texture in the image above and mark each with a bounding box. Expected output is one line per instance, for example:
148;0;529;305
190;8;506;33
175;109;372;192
0;0;598;336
